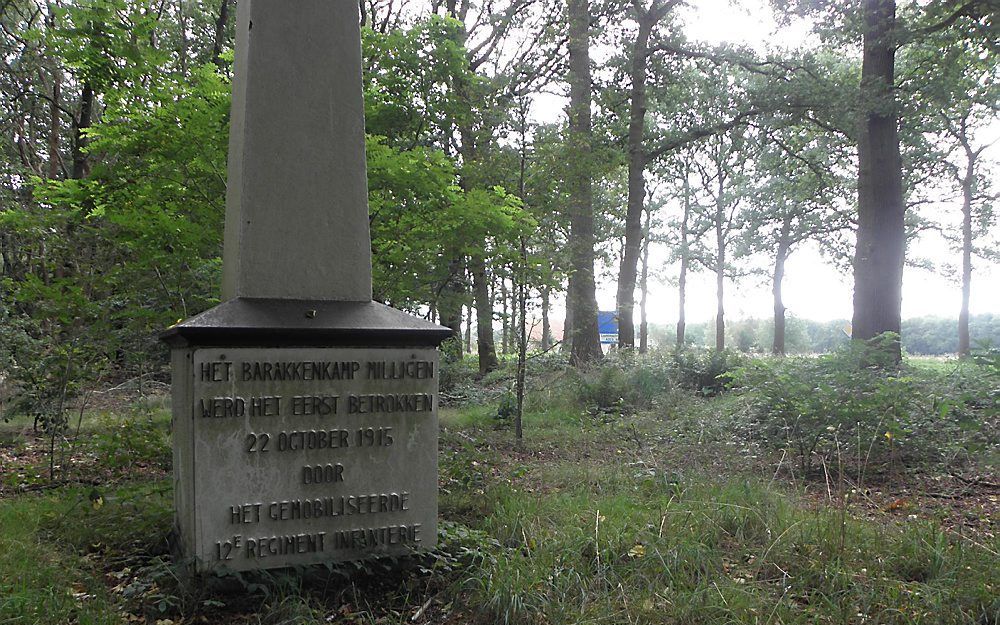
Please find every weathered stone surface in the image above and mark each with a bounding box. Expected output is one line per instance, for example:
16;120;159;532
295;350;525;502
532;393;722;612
222;0;372;301
161;298;453;348
165;0;448;573
174;347;438;572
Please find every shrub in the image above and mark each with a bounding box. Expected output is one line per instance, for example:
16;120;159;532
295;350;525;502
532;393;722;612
573;351;674;415
734;337;999;476
972;345;1000;376
734;338;916;474
668;347;745;396
90;413;171;471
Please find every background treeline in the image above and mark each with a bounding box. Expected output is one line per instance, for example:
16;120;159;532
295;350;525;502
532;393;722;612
1;0;998;419
660;313;1000;355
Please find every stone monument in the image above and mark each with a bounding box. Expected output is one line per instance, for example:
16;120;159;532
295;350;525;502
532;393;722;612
161;0;451;573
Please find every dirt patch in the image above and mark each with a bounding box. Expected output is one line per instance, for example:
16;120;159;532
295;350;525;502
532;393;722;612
0;429;170;498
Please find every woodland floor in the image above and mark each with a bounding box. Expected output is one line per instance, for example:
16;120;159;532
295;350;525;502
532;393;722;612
0;376;997;625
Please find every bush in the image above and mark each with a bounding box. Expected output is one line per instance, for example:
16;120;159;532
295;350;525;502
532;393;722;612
90;413;171;471
668;347;745;396
972;345;1000;376
734;337;999;476
573;350;674;415
549;348;744;418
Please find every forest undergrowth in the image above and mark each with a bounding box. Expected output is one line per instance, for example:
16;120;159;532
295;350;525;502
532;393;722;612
0;346;997;624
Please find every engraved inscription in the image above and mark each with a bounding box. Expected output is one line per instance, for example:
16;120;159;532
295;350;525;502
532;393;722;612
191;348;438;571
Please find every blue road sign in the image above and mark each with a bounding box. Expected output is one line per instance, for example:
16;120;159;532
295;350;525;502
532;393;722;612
598;311;619;345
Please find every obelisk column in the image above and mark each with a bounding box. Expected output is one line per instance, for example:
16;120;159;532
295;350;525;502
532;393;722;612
222;0;372;301
162;0;450;574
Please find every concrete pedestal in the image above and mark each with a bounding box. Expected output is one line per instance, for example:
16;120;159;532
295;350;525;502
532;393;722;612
163;299;451;572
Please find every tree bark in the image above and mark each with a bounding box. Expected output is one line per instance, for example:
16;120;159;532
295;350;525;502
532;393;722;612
852;0;904;362
615;9;654;349
541;285;551;350
438;258;465;358
471;256;499;371
46;5;61;179
464;303;472;353
772;218;792;355
48;71;61;179
714;190;726;352
958;151;974;357
449;10;499;369
639;206;651;354
515;239;528;441
510;267;519;351
715;255;725;351
211;0;230;69
616;0;674;350
676;171;690;348
566;0;603;365
501;277;510;355
563;290;574;350
71;81;94;180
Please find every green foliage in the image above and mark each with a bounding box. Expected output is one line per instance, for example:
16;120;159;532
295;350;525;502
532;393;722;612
669;315;1000;356
464;473;999;625
47;0;168;91
89;412;171;471
4;12;536;409
369;136;532;308
527;348;744;421
972;344;1000;374
735;338;907;472
669;347;746;396
735;337;1000;474
0;303;41;422
362;16;473;150
574;350;673;414
0;491;124;625
905;315;1000;356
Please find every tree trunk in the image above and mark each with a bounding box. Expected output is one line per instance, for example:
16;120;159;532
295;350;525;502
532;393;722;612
178;0;188;75
439;258;465;359
501;277;510;355
48;72;61;179
958;155;974;357
772;218;792;355
563;290;574;351
515;239;528;441
714;199;725;352
676;172;690;348
464;304;472;354
541;285;552;350
211;0;230;69
852;0;904;362
451;9;500;370
566;0;603;365
510;267;519;351
715;261;725;351
615;12;655;350
471;256;499;371
639;206;651;354
72;81;94;180
46;6;61;179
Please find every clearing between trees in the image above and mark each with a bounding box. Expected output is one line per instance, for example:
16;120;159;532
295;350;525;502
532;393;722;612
0;348;997;625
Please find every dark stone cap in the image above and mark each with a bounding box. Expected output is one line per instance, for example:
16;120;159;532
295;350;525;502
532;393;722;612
160;298;453;348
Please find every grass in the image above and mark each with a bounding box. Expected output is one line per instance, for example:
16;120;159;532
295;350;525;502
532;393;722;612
0;355;997;624
0;489;123;624
461;471;999;624
439;407;998;625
